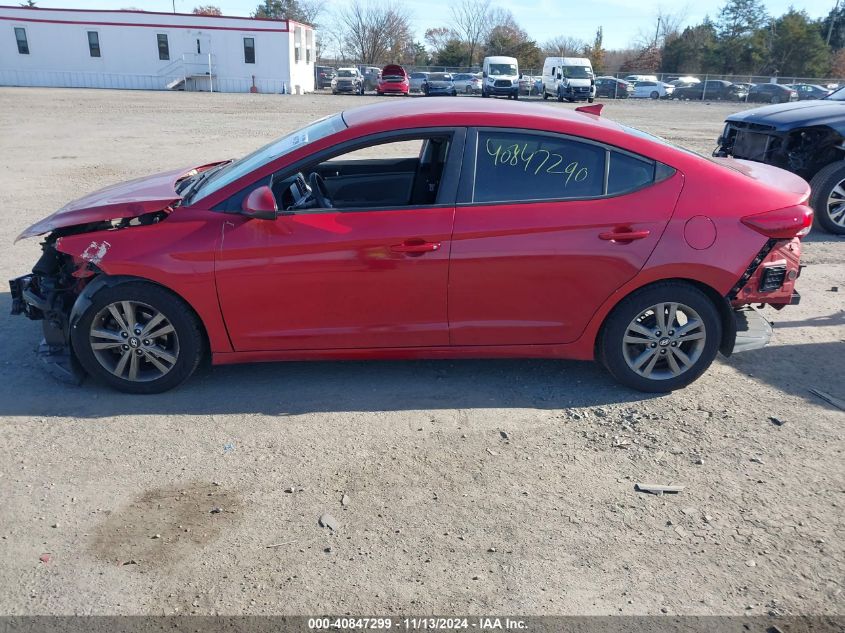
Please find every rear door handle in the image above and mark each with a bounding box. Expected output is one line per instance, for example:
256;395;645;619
599;229;650;242
390;240;441;254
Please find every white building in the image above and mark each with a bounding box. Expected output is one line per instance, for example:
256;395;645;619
0;6;315;93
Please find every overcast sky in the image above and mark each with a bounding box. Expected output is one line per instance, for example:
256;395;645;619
25;0;839;49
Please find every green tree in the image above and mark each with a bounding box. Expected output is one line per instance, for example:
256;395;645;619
193;5;222;15
253;0;324;24
715;0;769;73
661;20;720;74
483;24;541;70
766;9;830;77
583;26;605;74
434;39;470;66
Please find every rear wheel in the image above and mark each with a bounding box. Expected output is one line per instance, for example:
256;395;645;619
71;281;204;394
650;90;659;99
599;283;721;392
809;161;845;234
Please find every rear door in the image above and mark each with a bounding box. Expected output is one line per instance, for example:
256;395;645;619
448;128;684;346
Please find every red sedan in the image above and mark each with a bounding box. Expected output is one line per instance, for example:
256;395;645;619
11;100;811;394
377;64;409;96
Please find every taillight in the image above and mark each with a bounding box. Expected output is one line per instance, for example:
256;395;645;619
741;205;813;238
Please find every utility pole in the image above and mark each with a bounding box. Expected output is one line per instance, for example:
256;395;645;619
654;16;661;47
828;0;840;45
172;0;176;13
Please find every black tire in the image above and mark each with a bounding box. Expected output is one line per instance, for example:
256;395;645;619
542;86;548;100
71;281;204;394
513;92;519;100
588;97;594;103
809;161;845;235
598;282;722;393
650;91;659;99
770;95;779;104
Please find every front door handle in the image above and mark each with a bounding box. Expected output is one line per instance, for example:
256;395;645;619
390;240;441;254
599;229;650;242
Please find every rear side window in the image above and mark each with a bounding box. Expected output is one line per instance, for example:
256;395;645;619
607;152;655;195
474;131;606;202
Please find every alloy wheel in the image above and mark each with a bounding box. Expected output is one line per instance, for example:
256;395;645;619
621;302;706;380
826;178;845;228
89;300;180;382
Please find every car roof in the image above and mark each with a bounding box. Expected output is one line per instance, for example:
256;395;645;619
342;98;624;133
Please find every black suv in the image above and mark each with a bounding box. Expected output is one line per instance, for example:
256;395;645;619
714;87;845;234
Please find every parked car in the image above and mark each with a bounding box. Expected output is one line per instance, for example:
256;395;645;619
624;74;658;83
788;83;832;101
452;73;479;94
715;86;845;234
377;64;409;96
595;76;632;98
314;65;336;89
10;99;811;394
631;80;674;99
331;68;364;95
746;83;798;104
422;72;457;96
409;72;429;93
358;66;382;91
673;80;734;101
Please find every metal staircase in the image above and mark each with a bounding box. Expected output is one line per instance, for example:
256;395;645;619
159;53;217;92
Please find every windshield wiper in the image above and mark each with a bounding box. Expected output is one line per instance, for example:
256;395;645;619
180;161;231;205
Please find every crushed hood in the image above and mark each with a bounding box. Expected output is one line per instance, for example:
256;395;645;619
16;162;222;242
725;99;845;132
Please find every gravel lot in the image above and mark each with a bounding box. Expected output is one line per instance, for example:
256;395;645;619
0;87;842;617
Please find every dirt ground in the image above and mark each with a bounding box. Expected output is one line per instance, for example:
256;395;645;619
0;88;842;617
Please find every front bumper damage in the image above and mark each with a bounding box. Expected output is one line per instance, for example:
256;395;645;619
10;269;85;385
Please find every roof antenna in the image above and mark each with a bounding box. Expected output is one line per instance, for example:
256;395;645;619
575;103;603;116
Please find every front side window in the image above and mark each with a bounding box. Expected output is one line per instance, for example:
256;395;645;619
243;37;255;63
473;131;605;203
157;33;169;60
87;31;100;57
14;27;28;54
190;113;347;204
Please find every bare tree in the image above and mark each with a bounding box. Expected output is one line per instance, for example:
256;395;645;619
450;0;491;66
337;0;413;64
542;35;587;58
299;0;327;24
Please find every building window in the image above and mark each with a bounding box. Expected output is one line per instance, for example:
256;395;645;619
157;34;169;60
196;38;201;54
305;29;312;63
243;37;255;64
87;31;101;57
14;27;29;55
294;26;301;63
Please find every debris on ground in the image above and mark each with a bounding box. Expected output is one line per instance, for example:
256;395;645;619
499;431;509;440
341;494;350;507
222;442;235;454
266;541;296;548
768;417;785;426
121;560;138;566
210;507;223;514
750;457;765;464
809;388;845;411
319;513;338;530
486;448;497;456
635;483;685;495
39;553;50;564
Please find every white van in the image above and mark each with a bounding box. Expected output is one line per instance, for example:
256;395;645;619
482;56;520;99
542;57;595;102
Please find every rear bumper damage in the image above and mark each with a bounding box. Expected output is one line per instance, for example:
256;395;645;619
732;306;773;354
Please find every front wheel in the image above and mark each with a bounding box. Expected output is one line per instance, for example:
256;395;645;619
588;97;594;103
542;87;549;100
650;91;659;99
513;92;519;100
809;161;845;234
71;281;204;394
598;283;721;392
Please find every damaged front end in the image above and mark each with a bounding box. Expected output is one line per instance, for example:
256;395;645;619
10;209;172;384
715;122;844;180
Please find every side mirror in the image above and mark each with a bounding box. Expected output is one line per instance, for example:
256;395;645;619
242;185;277;220
482;71;487;78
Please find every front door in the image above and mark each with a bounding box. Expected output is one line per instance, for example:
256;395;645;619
448;128;683;346
215;133;462;351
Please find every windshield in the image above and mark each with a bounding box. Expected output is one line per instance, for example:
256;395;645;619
825;86;845;100
190;113;347;204
562;66;592;79
489;63;517;76
430;73;451;81
337;70;355;77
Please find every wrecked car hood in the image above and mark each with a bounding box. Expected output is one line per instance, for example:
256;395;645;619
725;100;845;132
16;163;222;242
